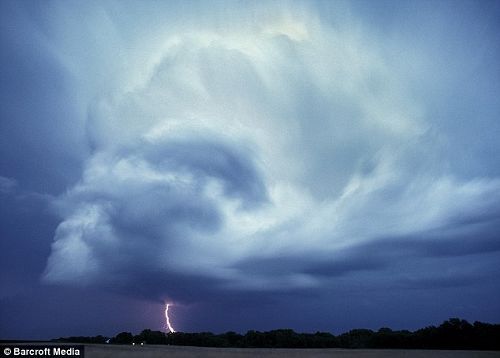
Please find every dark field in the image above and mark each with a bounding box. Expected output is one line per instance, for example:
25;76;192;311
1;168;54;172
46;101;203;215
84;344;500;358
2;343;500;358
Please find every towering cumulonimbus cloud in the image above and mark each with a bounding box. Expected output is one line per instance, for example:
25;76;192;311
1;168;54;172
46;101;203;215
42;4;500;303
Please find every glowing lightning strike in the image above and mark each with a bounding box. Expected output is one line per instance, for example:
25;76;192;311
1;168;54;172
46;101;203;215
165;303;176;333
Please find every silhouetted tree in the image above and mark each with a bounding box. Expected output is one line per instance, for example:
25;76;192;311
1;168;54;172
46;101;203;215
112;332;133;344
134;329;166;344
52;317;500;350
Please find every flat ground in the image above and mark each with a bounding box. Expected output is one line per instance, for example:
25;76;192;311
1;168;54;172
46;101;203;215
2;344;499;358
83;344;500;358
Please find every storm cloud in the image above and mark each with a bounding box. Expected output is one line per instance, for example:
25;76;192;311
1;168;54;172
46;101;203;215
41;3;500;302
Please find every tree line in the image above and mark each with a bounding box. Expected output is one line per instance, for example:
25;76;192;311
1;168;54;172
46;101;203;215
53;318;500;350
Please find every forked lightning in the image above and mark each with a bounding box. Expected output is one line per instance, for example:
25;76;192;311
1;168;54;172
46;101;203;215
165;303;176;333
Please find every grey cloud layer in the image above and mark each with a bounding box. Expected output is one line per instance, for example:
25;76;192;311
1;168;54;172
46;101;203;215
41;4;500;304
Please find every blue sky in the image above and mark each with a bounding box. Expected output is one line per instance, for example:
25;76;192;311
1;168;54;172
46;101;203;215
1;0;500;339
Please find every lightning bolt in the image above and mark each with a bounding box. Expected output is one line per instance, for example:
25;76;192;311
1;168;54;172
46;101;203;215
165;303;176;333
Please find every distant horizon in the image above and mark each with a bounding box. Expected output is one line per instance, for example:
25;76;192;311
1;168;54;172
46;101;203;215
2;317;499;342
43;318;500;351
57;317;500;337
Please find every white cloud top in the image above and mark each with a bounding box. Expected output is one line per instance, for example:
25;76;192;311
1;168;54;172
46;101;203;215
42;4;500;301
